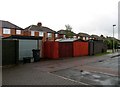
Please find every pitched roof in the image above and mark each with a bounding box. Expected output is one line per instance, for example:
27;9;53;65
78;32;90;37
0;20;23;30
57;30;76;35
24;25;56;33
91;35;103;40
42;26;56;33
57;30;66;34
25;25;43;31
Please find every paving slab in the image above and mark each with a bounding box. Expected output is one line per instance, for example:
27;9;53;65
2;65;82;85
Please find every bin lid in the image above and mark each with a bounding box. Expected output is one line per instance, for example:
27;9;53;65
32;49;40;51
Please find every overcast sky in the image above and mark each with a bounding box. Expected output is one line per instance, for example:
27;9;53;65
0;0;119;38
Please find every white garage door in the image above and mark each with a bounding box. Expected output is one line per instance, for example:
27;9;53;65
19;40;38;60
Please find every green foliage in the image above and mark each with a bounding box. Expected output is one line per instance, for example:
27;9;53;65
95;52;111;56
65;24;75;38
104;38;119;49
65;24;72;31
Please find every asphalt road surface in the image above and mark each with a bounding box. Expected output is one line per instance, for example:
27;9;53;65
2;52;120;86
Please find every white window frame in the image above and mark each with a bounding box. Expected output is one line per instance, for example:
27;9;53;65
86;37;89;40
39;32;44;37
83;37;85;40
31;31;35;36
16;30;21;34
73;36;76;38
47;33;52;38
63;35;66;38
3;28;11;34
55;34;58;38
78;36;80;39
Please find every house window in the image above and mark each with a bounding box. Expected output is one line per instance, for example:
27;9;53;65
55;34;58;38
16;30;21;34
73;36;76;38
63;35;66;38
86;37;89;40
31;31;35;36
3;28;11;34
39;32;44;36
83;37;85;40
47;33;52;38
78;36;80;39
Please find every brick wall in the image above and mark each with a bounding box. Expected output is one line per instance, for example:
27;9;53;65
23;31;31;36
11;29;16;35
35;32;39;37
42;32;47;42
58;34;64;38
42;32;55;42
1;28;24;38
2;29;15;37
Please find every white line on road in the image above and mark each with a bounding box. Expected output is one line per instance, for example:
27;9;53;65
48;72;94;86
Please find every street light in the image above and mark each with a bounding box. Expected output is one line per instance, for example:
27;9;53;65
113;25;116;53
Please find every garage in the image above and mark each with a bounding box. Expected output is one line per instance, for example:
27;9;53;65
19;40;38;60
73;41;88;57
3;35;43;61
2;39;18;65
89;40;107;55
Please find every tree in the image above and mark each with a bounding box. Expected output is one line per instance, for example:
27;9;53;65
65;24;72;31
104;37;119;49
65;24;74;38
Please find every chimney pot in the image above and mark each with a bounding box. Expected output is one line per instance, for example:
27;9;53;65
37;22;42;26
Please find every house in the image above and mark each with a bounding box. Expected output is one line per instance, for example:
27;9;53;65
0;20;24;38
78;32;91;40
57;30;66;38
24;22;56;42
54;32;59;40
91;35;103;40
57;29;77;39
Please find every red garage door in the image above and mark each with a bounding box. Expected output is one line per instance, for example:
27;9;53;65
59;42;73;58
43;41;59;59
73;41;88;57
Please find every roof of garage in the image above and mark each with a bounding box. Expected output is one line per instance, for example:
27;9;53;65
2;35;43;40
55;38;89;42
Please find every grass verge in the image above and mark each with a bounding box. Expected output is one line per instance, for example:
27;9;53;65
94;52;112;56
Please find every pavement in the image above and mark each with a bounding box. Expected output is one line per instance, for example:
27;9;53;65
2;50;120;86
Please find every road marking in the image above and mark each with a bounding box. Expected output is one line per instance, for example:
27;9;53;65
48;72;94;86
93;71;118;77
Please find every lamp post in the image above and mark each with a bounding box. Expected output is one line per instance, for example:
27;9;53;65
113;25;116;53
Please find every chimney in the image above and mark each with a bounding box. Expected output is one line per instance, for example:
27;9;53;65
37;22;42;26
